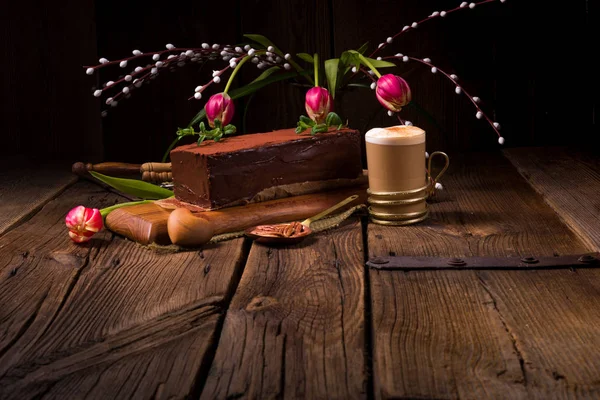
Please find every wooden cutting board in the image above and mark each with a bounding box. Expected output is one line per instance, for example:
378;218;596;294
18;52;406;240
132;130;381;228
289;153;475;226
106;186;367;245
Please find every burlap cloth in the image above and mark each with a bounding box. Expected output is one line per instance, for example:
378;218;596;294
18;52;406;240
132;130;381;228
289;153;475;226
147;171;368;252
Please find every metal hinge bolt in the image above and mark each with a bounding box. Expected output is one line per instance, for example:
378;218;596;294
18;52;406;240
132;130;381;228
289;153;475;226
521;256;539;264
578;254;598;264
369;257;389;265
447;257;466;266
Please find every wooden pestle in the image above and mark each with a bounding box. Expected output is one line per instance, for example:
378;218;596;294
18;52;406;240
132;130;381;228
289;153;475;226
72;161;172;183
167;187;367;247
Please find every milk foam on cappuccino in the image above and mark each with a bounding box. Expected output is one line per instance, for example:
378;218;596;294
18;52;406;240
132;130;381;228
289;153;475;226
365;125;425;146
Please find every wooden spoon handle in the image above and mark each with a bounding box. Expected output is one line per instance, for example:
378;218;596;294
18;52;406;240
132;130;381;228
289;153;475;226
202;187;366;235
72;162;142;177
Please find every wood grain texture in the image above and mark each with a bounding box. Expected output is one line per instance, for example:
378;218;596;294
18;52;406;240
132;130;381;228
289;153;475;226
370;269;529;399
0;164;77;236
201;218;367;399
0;180;248;398
367;151;594;399
478;269;600;399
504;147;600;252
369;151;590;260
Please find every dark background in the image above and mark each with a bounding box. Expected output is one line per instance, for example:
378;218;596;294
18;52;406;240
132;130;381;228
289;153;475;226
2;0;596;166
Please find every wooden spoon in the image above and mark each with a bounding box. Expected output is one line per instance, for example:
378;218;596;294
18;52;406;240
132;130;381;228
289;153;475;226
244;195;359;245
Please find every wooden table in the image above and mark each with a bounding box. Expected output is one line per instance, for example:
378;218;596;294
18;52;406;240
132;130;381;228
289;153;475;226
1;147;599;399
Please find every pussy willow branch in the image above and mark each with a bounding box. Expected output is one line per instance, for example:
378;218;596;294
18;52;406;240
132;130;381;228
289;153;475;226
370;0;502;58
386;54;502;139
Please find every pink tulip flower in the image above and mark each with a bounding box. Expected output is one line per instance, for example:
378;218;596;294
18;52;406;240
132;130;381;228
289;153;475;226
305;87;333;124
205;93;235;128
65;205;103;243
375;74;412;112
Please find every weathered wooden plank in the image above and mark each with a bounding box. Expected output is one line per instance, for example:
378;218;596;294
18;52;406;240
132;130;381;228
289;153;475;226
370;269;529;399
504;147;600;252
0;164;77;236
201;218;367;399
0;180;248;399
368;152;593;399
478;269;600;399
369;152;589;260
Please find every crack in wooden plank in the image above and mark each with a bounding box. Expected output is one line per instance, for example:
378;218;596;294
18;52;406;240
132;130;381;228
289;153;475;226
476;273;528;387
191;237;253;399
331;237;351;395
361;215;375;400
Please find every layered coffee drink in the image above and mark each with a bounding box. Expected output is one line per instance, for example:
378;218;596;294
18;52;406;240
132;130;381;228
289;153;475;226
365;125;428;224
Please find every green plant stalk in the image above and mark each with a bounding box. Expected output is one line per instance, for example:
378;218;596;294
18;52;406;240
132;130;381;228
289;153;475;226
313;53;319;87
162;136;184;162
100;200;155;219
224;55;252;94
356;53;382;78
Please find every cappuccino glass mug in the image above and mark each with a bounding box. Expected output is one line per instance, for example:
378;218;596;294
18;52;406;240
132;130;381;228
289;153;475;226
365;125;449;225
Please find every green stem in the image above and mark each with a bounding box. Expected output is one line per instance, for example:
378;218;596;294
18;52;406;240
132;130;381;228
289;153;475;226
162;135;183;162
313;53;319;87
356;53;382;78
224;55;252;94
100;200;154;219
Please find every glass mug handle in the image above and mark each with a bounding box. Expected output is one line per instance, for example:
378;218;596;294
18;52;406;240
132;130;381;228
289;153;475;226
427;151;450;196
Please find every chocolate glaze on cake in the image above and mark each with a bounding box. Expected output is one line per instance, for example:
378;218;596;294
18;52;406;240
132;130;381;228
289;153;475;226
170;128;362;209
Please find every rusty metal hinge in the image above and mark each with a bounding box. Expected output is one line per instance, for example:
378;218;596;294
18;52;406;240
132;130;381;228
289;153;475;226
366;253;600;270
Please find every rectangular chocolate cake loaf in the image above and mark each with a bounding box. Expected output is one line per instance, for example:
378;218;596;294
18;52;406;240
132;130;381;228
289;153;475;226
170;128;363;209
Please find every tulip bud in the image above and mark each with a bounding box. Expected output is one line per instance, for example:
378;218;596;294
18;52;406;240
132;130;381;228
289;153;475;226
205;93;235;128
65;205;103;243
305;87;333;124
375;74;412;112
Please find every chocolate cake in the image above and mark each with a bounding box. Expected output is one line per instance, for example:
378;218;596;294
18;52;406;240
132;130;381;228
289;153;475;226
170;128;363;209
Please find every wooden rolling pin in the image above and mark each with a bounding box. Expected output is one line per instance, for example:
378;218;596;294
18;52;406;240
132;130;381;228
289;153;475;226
72;161;172;183
105;186;367;246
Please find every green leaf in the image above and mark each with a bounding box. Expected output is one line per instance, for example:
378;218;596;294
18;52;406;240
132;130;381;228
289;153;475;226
326;112;343;127
214;119;222;129
297;53;314;63
228;69;312;99
250;66;280;84
189;109;206;129
199;121;206;132
356;42;369;54
244;34;283;56
295;125;305;134
311;123;328;135
89;171;173;200
364;57;396;68
224;124;237;135
197;134;207;145
341;51;361;69
324;58;340;99
299;115;315;126
187;70;312;130
244;34;275;49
